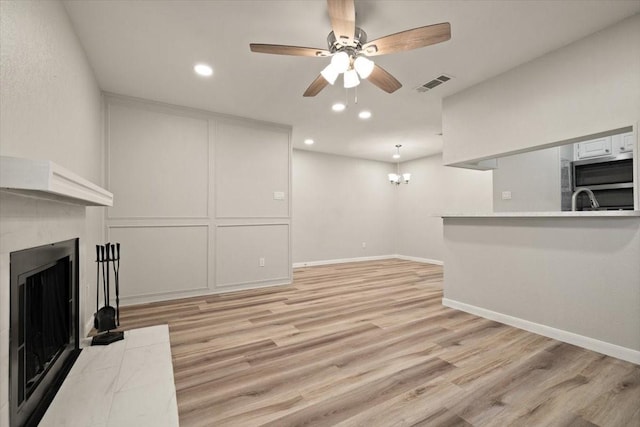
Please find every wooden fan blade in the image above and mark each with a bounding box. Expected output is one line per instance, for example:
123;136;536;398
362;23;451;56
327;0;355;42
367;64;402;93
250;44;330;57
303;75;330;97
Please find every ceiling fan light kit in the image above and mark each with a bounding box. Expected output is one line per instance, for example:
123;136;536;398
353;56;374;79
321;63;340;84
343;69;360;88
330;51;351;73
249;0;451;97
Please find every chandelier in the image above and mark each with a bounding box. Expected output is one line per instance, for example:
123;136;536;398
388;145;411;185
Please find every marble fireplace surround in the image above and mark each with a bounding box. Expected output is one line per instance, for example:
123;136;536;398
0;156;113;426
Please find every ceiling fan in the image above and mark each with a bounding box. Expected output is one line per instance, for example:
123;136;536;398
249;0;451;97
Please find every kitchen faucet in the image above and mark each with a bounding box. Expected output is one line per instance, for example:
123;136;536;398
571;187;600;211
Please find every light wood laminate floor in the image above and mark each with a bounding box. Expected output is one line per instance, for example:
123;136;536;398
118;259;640;426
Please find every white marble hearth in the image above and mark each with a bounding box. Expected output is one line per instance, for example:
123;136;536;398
39;325;179;427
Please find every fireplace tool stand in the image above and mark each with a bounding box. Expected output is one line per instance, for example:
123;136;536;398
92;242;124;346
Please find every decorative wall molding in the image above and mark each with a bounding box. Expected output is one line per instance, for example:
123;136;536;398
442;298;640;365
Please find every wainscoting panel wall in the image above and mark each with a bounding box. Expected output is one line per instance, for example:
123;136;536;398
215;224;290;288
215;120;290;218
107;102;209;219
108;225;209;300
104;95;292;304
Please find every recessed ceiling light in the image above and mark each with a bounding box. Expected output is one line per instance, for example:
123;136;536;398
194;63;213;77
304;139;314;145
358;111;372;119
332;103;346;112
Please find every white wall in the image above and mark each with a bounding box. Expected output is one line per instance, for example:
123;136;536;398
105;95;292;303
442;14;640;165
0;1;103;424
443;217;640;362
292;150;492;265
292;150;396;265
396;154;492;262
492;147;562;212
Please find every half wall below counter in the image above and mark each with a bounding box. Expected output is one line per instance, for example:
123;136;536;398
442;213;640;364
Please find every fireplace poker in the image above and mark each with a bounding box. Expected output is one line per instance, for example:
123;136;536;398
95;245;100;327
113;243;121;326
105;242;110;308
101;245;107;309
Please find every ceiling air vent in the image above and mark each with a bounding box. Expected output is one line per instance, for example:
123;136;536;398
416;74;453;93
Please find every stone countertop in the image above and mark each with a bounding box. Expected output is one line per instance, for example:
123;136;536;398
441;210;640;218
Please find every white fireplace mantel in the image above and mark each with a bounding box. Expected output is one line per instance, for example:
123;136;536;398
0;156;113;206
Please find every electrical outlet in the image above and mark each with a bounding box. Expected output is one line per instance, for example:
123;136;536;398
362;242;366;249
259;257;265;267
501;191;512;200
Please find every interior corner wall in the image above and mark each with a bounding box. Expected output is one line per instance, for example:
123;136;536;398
0;1;104;423
292;150;492;266
395;154;493;262
292;149;396;264
442;13;640;165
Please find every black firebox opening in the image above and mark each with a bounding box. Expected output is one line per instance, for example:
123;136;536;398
10;238;81;427
25;260;70;400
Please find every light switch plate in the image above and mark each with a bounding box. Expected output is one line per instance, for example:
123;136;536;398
501;191;512;200
273;191;285;200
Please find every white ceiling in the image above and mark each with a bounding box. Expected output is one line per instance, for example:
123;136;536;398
63;0;640;162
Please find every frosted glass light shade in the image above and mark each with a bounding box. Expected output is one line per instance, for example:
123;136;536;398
403;173;411;183
330;51;350;73
321;64;339;85
343;69;360;88
388;173;399;183
354;56;374;79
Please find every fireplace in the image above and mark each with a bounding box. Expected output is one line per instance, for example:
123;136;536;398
9;238;81;427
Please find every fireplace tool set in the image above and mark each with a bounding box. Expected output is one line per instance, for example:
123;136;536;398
92;242;124;346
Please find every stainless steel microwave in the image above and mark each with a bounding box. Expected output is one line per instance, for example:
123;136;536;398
571;152;634;210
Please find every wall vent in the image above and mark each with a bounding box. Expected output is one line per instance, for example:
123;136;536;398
415;74;453;93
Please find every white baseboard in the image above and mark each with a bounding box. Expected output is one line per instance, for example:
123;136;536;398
293;254;443;268
395;254;443;265
117;280;292;307
442;298;640;365
293;255;396;268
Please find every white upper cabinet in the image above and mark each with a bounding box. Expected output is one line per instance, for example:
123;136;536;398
575;137;612;160
574;132;635;160
615;132;635;153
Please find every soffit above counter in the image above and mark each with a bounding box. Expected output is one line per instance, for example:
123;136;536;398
0;156;113;207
